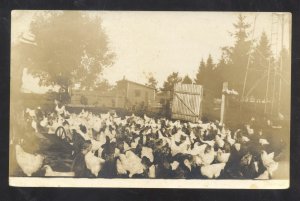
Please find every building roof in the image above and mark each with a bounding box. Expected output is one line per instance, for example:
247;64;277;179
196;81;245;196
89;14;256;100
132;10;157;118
117;79;155;90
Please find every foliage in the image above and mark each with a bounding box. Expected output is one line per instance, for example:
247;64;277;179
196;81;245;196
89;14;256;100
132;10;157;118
13;11;115;91
221;14;252;93
182;75;193;84
161;72;182;92
145;73;158;90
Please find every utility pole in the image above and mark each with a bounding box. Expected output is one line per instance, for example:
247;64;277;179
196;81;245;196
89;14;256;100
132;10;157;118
220;82;228;125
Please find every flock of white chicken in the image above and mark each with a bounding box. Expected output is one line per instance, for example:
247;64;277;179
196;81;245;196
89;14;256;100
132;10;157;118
15;104;280;180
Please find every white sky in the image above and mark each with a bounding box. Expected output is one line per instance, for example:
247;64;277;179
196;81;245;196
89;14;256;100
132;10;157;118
12;11;291;93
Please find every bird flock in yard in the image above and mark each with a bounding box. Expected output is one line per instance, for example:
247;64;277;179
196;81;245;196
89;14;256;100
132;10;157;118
15;103;282;180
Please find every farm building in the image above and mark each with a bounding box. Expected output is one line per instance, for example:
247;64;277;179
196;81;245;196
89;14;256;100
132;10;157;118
69;78;156;110
116;78;156;109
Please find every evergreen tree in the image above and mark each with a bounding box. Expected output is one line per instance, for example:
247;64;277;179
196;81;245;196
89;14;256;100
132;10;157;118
195;58;206;85
182;75;193;84
247;31;273;99
222;14;252;94
145;74;158;90
161;72;182;93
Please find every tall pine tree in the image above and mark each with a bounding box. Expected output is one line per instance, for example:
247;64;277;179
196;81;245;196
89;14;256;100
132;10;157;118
195;58;206;85
222;14;252;94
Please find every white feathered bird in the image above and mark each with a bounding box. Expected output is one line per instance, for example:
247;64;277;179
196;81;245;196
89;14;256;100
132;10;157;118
15;144;44;176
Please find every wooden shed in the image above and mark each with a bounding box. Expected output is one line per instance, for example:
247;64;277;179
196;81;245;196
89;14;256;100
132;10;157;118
116;79;156;109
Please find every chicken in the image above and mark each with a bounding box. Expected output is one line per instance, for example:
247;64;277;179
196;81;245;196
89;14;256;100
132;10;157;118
190;143;207;156
171;161;180;170
241;136;250;143
15;145;44;176
124;142;131;152
199;138;215;147
40;117;48;127
116;157;128;175
141;147;154;162
170;138;190;156
246;124;254;135
31;120;38;133
234;143;241;152
90;138;105;153
84;151;105;177
216;149;231;163
226;133;236;146
259;138;270;146
261;151;278;176
200;163;226;179
202;146;216;165
43;165;75;177
215;135;225;148
25;108;36;118
125;151;145;177
117;151;145;177
130;137;140;149
158;130;171;146
148;164;156;178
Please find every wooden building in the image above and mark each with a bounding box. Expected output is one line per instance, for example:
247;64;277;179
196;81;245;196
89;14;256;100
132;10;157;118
116;79;156;109
69;78;156;110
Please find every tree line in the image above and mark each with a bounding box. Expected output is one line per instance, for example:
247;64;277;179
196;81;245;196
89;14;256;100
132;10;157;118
147;14;290;114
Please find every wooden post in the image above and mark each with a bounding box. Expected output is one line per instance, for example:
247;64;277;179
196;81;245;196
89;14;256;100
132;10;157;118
220;82;228;125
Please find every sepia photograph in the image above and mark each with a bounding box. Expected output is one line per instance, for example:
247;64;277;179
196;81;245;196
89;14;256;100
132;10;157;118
9;11;291;188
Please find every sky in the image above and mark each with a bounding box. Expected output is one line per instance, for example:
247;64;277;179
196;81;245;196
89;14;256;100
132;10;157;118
11;11;291;93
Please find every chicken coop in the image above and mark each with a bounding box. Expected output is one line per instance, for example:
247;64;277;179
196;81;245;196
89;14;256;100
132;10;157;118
69;78;156;111
171;83;203;122
116;78;156;110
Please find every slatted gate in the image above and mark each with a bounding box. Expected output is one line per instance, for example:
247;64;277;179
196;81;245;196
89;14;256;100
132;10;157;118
171;83;203;122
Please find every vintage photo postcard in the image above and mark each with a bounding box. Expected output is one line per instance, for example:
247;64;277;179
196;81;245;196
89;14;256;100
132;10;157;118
9;11;291;189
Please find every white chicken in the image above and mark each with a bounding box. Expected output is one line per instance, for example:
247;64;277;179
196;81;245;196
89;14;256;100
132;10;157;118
141;146;154;162
43;165;75;177
130;137;140;149
189;143;207;156
171;161;180;170
158;130;171;146
125;151;145;177
25;108;36;118
234;143;241;152
117;151;145;178
241;136;250;143
199;138;215;147
200;163;226;179
40;117;48;127
246;124;254;135
201;147;216;166
261;151;279;176
31;120;38;133
215;135;225;148
259;138;270;146
90;138;105;153
116;157;128;175
84;151;105;177
216;149;230;163
226;133;236;146
15;145;44;176
148;164;156;178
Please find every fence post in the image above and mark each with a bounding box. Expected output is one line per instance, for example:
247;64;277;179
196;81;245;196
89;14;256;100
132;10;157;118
220;82;228;125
